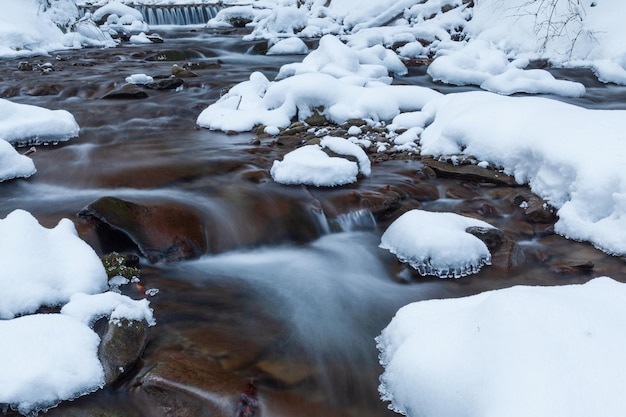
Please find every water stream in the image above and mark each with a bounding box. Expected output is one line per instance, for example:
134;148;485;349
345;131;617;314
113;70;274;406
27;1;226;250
1;27;625;417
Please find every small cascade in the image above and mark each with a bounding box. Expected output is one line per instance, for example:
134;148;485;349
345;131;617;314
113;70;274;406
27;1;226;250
77;5;221;26
333;209;377;232
137;5;221;25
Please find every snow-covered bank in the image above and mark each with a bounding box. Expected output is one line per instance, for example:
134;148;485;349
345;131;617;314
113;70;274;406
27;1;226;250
418;91;626;256
377;277;626;417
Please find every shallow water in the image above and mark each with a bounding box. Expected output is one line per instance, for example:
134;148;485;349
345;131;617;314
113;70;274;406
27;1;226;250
1;28;625;417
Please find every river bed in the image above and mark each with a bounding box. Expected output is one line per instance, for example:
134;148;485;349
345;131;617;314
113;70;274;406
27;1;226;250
1;27;625;417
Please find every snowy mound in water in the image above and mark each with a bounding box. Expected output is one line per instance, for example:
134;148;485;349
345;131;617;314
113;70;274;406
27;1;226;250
0;99;79;146
0;209;108;319
379;210;494;278
271;136;371;187
376;277;626;417
0;139;36;182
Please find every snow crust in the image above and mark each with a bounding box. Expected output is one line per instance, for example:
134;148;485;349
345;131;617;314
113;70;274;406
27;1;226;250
379;209;494;278
377;276;626;417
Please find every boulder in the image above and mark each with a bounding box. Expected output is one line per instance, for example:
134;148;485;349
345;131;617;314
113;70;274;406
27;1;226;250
102;83;148;99
78;197;207;263
98;318;150;385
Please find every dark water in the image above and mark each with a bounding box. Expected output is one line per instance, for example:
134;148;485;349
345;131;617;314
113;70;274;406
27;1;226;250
1;28;625;417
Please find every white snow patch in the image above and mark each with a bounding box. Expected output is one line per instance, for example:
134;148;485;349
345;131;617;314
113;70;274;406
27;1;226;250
377;276;626;417
0;139;36;182
379;209;494;278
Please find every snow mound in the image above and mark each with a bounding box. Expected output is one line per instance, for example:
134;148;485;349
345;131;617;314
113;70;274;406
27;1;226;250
267;37;309;55
377;276;626;417
379;209;495;278
125;73;154;84
0;99;79;146
0;139;36;182
270;136;371;187
62;291;156;327
270;144;359;187
0;209;108;319
0;314;104;415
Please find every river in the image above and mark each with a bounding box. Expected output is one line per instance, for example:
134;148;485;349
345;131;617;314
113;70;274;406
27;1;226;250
0;27;625;417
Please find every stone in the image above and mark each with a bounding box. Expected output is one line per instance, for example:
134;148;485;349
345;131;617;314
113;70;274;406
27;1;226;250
145;77;184;90
102;83;148;99
132;350;244;417
466;226;505;253
171;64;197;78
78;197;207;263
17;61;33;71
98;318;150;385
304;107;328;126
422;158;519;186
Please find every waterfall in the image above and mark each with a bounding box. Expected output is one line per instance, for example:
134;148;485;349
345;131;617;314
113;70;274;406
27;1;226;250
77;5;222;26
334;209;377;232
137;5;222;25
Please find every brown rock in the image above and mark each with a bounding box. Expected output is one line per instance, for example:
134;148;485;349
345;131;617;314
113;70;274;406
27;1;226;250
422;158;519;186
102;83;148;99
78;197;207;263
98;318;150;384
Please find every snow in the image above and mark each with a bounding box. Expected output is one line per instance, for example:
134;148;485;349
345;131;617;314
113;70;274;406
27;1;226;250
0;314;104;415
0;210;155;413
0;210;107;319
125;73;154;84
129;32;152;44
379;209;495;278
376;276;626;417
418;91;626;256
270;144;359;187
267;37;309;55
92;1;144;23
0;98;79;146
0;140;36;182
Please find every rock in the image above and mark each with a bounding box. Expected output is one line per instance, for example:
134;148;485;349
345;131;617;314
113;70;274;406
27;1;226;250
147;34;164;43
249;41;268;55
304;107;328;126
184;61;222;71
171;64;198;78
550;260;594;274
513;191;558;223
17;61;33;71
78;197;207;263
98;318;150;385
102;83;148;99
466;226;505;253
422;158;519;186
145;77;184;90
255;359;316;386
132;350;244;417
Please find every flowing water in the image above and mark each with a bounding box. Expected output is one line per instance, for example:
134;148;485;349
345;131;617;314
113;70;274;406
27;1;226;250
1;27;625;417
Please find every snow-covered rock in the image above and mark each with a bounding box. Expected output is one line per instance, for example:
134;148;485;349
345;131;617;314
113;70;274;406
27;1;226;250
379;209;495;278
0;139;36;182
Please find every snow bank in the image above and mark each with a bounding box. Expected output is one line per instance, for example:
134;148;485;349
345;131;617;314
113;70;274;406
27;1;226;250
267;37;309;55
0;140;36;182
418;91;626;256
379;209;494;278
0;210;108;319
0;0;115;58
197;35;440;132
377;276;626;417
0;98;79;146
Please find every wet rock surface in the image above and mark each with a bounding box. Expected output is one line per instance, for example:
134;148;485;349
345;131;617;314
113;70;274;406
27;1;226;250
79;197;207;263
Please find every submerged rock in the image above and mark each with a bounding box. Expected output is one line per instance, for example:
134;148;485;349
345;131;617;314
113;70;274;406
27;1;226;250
79;197;207;263
102;83;148;99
